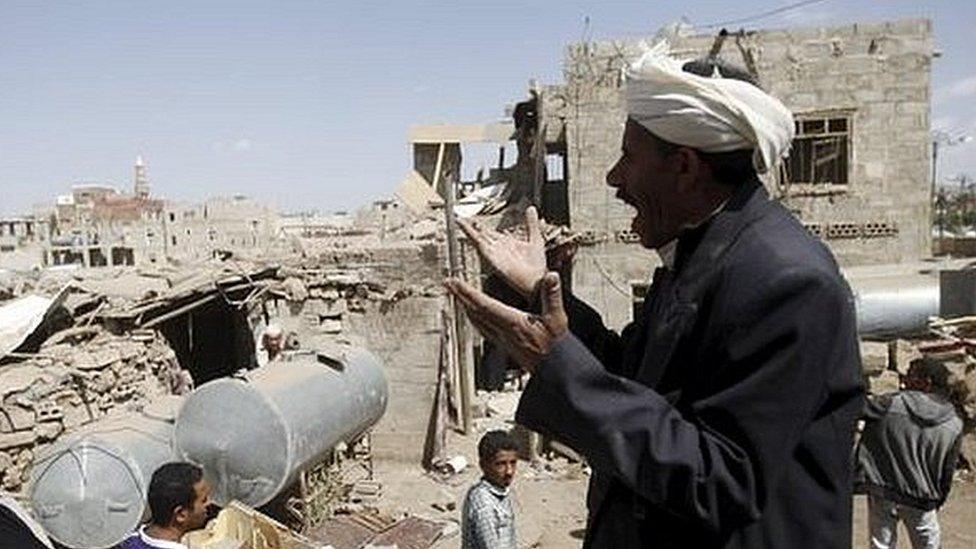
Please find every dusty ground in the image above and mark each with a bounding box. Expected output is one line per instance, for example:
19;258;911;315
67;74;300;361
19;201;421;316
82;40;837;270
372;419;588;548
371;389;975;548
852;481;976;548
375;442;976;548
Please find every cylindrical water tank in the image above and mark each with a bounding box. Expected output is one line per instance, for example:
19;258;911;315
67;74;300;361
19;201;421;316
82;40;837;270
174;346;388;507
29;396;182;549
853;280;940;337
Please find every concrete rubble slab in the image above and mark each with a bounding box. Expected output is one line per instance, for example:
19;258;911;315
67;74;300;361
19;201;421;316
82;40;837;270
0;288;68;358
367;515;444;549
867;370;901;394
859;341;889;376
395;170;444;215
890;339;924;375
408;123;514;144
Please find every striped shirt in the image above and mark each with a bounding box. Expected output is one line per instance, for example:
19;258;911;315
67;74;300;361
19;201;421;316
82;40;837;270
461;478;516;549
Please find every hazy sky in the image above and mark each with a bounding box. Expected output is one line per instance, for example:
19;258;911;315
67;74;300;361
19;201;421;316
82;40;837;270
2;0;974;216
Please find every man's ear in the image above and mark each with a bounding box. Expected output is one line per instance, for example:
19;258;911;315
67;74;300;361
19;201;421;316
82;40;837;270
171;505;189;526
673;147;704;191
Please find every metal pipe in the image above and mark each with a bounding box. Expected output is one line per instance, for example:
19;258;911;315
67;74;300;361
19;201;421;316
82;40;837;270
853;279;939;338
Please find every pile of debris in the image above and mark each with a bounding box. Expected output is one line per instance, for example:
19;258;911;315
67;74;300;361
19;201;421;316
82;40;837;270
0;330;183;493
0;252;447;496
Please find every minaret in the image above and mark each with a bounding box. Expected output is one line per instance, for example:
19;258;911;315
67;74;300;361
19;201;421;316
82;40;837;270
134;155;150;199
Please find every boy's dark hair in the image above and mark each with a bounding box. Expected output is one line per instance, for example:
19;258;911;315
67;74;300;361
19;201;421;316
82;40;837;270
478;430;519;463
648;57;762;187
147;462;203;526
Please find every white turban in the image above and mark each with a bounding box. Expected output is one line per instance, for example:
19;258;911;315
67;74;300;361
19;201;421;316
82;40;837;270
624;42;795;174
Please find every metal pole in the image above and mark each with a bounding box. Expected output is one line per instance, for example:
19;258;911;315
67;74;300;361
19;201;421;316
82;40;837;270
533;92;546;208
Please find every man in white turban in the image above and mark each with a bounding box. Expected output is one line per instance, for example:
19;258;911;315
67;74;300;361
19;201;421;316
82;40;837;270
447;45;862;548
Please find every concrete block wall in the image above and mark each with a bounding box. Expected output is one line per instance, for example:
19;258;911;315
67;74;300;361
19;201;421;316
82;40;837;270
344;296;443;463
570;241;660;331
292;241;450;463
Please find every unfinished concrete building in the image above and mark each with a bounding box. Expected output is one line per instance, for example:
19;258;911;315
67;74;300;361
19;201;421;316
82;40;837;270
527;18;935;329
159;195;279;263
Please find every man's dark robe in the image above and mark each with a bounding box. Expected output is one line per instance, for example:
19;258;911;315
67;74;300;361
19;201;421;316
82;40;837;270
516;179;864;548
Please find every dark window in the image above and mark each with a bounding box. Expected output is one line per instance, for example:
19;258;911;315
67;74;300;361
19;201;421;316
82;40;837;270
785;113;851;185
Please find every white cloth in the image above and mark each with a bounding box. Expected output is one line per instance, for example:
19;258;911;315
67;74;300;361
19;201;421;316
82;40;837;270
134;525;189;549
624;41;795;174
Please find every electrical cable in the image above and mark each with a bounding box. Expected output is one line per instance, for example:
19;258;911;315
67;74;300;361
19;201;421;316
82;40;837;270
699;0;834;29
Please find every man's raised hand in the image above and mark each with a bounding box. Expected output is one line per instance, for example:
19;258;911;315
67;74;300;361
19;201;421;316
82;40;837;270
457;206;546;299
444;272;567;374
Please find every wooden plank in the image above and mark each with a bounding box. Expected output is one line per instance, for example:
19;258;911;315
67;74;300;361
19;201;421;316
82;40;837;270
408;123;514;144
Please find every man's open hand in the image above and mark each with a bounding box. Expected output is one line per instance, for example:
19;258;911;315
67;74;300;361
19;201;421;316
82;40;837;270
445;272;568;374
457;206;545;299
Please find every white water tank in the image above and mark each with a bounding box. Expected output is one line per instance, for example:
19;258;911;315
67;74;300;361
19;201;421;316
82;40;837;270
174;346;388;507
30;396;181;548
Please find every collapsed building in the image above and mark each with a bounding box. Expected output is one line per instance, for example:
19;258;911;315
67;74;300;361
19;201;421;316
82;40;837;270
0;222;455;547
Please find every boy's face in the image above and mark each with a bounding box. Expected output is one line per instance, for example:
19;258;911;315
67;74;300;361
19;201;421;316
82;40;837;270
481;449;518;488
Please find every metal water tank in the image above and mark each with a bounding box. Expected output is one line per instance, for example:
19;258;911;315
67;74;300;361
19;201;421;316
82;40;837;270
29;396;182;549
174;346;388;507
853;279;940;337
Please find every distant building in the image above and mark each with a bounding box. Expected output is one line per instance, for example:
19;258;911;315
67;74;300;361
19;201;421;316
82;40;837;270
134;155;150;199
0;215;47;255
160;196;278;263
41;157;280;268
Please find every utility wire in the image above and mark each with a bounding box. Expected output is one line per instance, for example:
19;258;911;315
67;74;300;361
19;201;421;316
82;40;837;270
699;0;834;29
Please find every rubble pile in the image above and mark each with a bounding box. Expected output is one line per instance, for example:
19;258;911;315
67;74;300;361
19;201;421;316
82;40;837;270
0;273;36;302
0;248;449;494
0;330;185;494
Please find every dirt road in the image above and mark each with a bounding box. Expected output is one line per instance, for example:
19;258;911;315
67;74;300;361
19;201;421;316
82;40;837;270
377;455;976;548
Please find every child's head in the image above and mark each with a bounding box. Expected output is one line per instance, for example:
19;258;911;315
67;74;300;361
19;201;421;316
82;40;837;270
478;430;519;488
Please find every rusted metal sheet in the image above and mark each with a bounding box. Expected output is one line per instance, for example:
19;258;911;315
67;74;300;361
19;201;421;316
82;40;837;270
369;516;444;549
307;512;390;549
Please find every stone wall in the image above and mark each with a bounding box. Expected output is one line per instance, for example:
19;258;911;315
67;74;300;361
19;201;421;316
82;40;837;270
935;237;976;257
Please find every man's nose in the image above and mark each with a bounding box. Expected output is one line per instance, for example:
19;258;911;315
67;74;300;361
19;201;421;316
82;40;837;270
606;161;622;188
